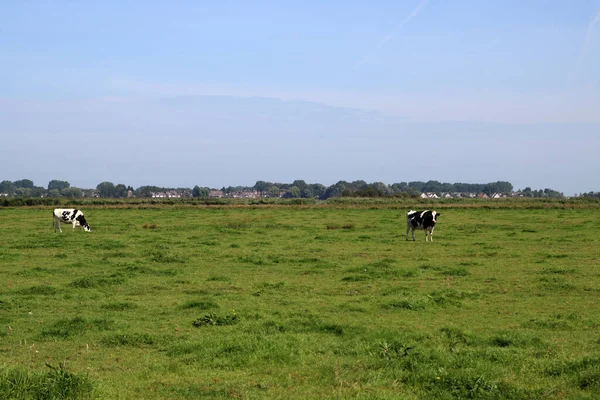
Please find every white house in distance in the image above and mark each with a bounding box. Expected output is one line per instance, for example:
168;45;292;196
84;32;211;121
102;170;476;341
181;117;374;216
150;190;184;198
420;192;510;199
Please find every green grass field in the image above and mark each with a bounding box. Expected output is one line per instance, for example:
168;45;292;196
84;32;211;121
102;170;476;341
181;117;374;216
0;204;599;399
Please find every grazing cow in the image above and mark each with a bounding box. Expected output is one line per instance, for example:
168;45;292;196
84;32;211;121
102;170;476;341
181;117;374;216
406;210;440;242
53;208;91;232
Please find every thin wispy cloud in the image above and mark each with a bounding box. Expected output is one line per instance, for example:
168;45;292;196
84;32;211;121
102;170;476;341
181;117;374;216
583;8;600;53
353;0;429;71
570;7;600;84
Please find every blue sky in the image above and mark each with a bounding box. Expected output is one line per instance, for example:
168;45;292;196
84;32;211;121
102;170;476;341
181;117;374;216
1;1;599;195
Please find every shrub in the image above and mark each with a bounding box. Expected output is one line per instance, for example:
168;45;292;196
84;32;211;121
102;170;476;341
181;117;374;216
192;311;239;327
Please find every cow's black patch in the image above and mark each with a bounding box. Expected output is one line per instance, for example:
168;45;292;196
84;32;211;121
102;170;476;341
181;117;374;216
71;209;79;220
76;214;88;226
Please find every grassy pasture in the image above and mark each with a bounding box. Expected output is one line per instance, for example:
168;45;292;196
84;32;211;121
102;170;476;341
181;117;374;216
0;205;598;399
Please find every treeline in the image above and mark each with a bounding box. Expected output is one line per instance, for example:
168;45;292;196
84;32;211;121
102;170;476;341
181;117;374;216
579;191;600;198
231;180;564;199
228;180;516;198
0;179;183;199
0;178;566;200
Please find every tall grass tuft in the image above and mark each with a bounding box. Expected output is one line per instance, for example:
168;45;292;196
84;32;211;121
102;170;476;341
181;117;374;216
0;363;94;399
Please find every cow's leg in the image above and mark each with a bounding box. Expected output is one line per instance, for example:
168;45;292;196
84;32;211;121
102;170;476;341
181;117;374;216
411;227;416;241
406;223;411;240
57;219;62;233
72;220;77;231
430;227;435;242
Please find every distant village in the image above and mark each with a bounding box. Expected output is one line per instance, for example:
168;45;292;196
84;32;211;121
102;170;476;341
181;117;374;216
147;189;517;199
1;178;588;199
147;189;552;200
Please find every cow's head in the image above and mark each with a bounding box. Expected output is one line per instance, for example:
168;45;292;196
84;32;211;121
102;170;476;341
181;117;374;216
432;211;440;223
76;215;91;232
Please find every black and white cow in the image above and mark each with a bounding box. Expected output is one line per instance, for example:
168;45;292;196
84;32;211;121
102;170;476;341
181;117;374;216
53;208;91;232
406;210;440;242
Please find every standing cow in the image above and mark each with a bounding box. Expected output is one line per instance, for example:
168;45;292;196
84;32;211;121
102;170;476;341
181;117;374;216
406;210;439;242
53;208;91;232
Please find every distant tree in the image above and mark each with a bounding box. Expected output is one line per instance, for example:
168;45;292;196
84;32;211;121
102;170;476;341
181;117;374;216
48;180;70;193
135;186;164;198
96;181;116;197
0;180;14;194
390;182;409;194
61;187;83;198
114;184;128;198
408;181;426;193
521;187;533;197
269;186;280;197
13;179;34;189
371;182;391;195
135;186;152;198
543;188;563;198
483;181;513;195
286;186;301;198
31;186;46;197
394;191;411;199
254;181;269;194
309;184;326;199
14;187;32;197
323;181;347;199
292;180;308;191
354;187;380;197
348;180;368;192
495;181;513;193
454;182;475;193
422;180;442;193
192;185;210;197
47;189;60;197
353;182;393;197
482;184;493;196
301;188;313;198
222;186;251;194
192;185;201;197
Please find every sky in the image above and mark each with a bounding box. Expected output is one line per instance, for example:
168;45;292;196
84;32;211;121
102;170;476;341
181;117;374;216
1;0;599;195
